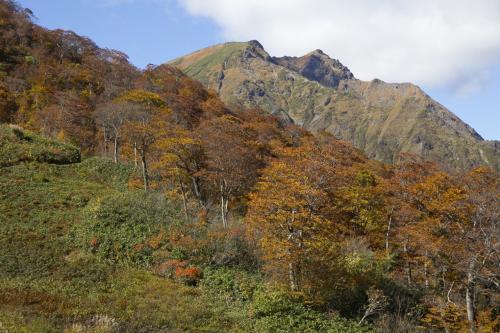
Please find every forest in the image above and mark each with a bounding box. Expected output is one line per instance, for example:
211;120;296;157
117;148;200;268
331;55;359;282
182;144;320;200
0;1;498;332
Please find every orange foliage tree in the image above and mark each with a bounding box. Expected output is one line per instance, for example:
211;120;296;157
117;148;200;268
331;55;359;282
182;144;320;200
246;135;389;307
198;115;261;228
119;89;170;190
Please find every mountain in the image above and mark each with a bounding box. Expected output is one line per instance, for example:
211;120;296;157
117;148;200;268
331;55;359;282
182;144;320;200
2;2;499;331
170;41;500;171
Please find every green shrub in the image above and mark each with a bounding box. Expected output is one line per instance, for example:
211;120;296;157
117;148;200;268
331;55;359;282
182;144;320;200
251;290;373;333
201;266;260;302
75;157;133;190
72;191;182;267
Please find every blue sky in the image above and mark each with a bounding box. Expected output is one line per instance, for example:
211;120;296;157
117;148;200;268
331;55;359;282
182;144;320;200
19;0;221;66
18;0;499;140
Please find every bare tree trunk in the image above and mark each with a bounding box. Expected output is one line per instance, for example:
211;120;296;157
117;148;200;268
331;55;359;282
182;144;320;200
288;261;297;292
441;267;447;294
403;238;412;286
191;176;206;210
447;281;454;303
287;209;299;292
220;183;227;229
358;312;369;325
424;263;429;289
385;213;393;252
224;195;228;227
220;190;225;228
103;127;108;157
140;151;148;191
133;142;138;169
296;229;302;291
178;177;189;221
113;136;119;163
466;260;477;333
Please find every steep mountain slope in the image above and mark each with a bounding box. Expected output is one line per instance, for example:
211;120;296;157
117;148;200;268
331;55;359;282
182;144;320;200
170;41;500;171
0;0;240;157
0;0;140;152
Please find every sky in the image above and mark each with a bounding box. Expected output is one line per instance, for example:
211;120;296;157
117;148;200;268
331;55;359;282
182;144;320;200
18;0;500;140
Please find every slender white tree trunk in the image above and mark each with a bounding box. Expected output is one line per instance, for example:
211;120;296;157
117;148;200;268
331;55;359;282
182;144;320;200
466;260;477;333
133;142;138;169
385;214;392;252
287;209;299;292
224;195;228;224
178;177;189;221
289;261;297;291
113;136;118;163
220;183;227;229
103;127;108;157
220;180;230;229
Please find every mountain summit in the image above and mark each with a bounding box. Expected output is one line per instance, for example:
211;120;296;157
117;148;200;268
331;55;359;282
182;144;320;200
271;48;354;88
170;41;499;171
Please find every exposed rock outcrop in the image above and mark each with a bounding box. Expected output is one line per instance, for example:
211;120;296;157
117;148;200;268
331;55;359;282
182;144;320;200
170;41;500;171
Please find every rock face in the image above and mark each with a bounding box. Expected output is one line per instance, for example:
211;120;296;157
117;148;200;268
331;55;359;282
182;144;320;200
271;49;354;88
170;41;500;171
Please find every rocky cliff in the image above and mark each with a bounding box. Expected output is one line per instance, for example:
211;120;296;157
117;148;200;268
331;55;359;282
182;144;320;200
170;41;500;171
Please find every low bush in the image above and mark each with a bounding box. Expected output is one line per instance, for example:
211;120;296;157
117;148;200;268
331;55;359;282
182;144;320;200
201;266;260;302
72;191;182;267
75;157;133;190
251;290;374;333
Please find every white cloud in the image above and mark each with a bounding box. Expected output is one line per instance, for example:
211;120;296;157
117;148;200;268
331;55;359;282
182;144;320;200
177;0;500;91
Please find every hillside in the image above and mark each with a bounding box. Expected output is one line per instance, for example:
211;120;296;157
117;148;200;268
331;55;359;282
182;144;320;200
1;2;499;332
171;41;500;171
0;124;375;333
0;0;238;157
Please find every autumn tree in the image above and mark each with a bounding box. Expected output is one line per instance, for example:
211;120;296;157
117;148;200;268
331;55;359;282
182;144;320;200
95;101;138;162
0;84;17;122
198;115;261;228
247;135;388;308
403;168;499;333
0;2;139;155
137;64;227;128
238;108;287;159
120;89;170;190
0;0;33;70
154;128;205;219
460;167;499;332
387;157;440;287
247;158;332;293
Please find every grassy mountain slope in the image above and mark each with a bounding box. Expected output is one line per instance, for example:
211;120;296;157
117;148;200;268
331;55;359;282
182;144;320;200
0;125;223;331
171;41;500;171
0;124;371;333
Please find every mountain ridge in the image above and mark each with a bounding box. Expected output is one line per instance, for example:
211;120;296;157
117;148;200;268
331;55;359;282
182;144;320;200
170;40;500;171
